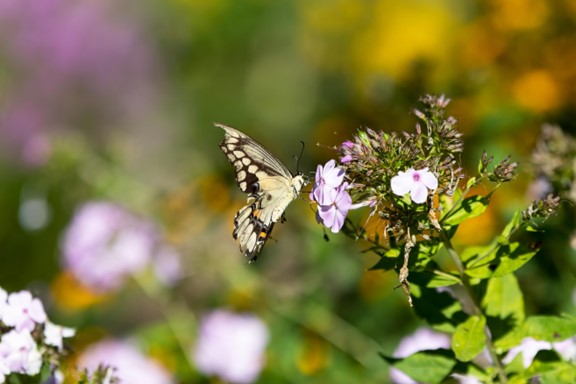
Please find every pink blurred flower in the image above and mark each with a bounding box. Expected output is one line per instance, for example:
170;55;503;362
0;0;159;165
391;167;438;204
0;330;42;376
390;328;451;384
79;339;173;384
1;291;47;332
193;310;269;384
61;201;181;292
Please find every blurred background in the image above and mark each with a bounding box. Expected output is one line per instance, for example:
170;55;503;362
0;0;575;382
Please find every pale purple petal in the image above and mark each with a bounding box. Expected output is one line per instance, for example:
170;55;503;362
318;205;337;230
341;154;353;163
391;171;414;196
410;183;429;204
421;170;438;190
313;163;323;184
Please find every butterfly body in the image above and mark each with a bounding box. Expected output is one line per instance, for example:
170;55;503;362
217;123;307;261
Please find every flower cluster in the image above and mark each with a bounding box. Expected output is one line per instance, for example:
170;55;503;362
192;310;269;384
309;96;459;238
61;201;182;293
0;287;75;382
309;160;353;233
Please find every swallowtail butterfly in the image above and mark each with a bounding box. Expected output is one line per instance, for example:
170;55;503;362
217;123;307;261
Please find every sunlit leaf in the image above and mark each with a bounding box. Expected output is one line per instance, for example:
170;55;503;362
381;349;456;383
441;194;490;227
482;274;525;324
522;316;576;342
495;315;576;351
498;211;522;241
464;242;537;278
452;315;486;362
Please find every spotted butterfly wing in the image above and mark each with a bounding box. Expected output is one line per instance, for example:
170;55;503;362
217;123;307;261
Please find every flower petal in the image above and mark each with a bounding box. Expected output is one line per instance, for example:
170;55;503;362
410;183;429;204
391;172;413;196
421;170;438;190
318;205;336;229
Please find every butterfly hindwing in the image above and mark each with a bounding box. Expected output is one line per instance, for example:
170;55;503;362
217;123;307;261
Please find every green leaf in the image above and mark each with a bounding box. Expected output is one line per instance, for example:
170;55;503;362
498;211;522;242
523;316;576;342
482;274;525;324
452;315;486;362
495;315;576;351
381;350;456;383
464;242;538;278
441;194;490;226
410;260;461;288
368;248;401;271
511;360;576;384
411;282;465;333
535;361;576;384
460;244;494;263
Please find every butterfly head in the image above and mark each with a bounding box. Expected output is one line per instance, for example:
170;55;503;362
292;173;308;196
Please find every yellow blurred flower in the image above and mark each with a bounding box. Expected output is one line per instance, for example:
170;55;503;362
51;271;108;311
297;333;331;375
353;1;458;81
512;70;561;112
488;0;549;31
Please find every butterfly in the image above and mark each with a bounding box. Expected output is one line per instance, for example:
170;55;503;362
216;123;307;261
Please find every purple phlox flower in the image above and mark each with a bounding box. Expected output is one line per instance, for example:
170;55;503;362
0;330;42;376
79;339;174;384
310;159;345;205
61;201;181;292
390;328;451;384
391;167;438;204
193;310;269;384
2;291;47;332
316;182;352;233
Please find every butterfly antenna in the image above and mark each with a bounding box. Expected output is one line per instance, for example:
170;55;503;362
295;141;305;174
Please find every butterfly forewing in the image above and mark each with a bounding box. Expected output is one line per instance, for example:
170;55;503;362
217;123;306;261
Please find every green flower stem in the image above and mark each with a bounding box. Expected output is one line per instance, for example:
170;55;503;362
438;229;508;384
133;275;196;373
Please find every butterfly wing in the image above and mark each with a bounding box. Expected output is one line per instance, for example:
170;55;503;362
217;123;305;261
